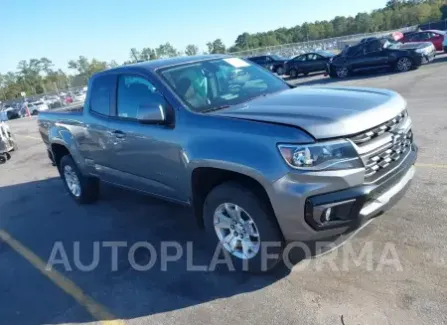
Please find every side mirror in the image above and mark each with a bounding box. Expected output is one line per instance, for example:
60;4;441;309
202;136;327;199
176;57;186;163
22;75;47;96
137;96;168;124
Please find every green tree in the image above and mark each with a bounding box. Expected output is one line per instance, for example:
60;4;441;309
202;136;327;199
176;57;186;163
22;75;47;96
156;42;180;58
185;44;199;56
206;39;226;54
68;56;108;86
441;4;447;19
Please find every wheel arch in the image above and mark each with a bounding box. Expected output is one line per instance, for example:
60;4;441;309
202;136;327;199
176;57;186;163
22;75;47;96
190;167;276;229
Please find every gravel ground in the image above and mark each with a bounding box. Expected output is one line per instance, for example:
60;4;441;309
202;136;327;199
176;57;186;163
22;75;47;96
1;54;447;325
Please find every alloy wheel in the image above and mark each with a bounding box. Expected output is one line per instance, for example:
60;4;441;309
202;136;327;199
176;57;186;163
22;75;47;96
336;66;349;78
213;203;261;260
397;57;412;72
64;165;81;197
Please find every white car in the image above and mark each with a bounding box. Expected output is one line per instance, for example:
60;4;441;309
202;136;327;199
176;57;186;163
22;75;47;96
45;95;60;105
27;101;49;115
73;92;86;102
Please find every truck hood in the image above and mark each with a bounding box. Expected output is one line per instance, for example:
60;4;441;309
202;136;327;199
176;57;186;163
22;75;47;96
210;86;407;139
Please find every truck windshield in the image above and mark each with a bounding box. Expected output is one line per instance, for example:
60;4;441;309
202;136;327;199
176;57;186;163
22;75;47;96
159;57;289;113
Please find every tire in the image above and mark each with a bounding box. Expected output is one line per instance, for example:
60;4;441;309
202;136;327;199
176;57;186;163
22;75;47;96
289;69;298;79
335;66;349;78
59;155;99;204
203;182;284;273
395;57;412;73
0;154;6;164
32;110;38;116
275;66;285;75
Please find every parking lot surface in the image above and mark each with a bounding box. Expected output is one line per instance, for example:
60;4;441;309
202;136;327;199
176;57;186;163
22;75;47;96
1;55;447;325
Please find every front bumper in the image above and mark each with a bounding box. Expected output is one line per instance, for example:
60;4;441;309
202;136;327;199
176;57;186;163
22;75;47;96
270;143;417;242
413;51;435;66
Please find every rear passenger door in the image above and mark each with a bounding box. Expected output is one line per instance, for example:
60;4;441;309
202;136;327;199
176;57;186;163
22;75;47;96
105;74;187;202
363;40;389;69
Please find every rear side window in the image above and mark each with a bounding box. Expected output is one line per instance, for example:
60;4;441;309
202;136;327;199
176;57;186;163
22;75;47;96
89;75;115;116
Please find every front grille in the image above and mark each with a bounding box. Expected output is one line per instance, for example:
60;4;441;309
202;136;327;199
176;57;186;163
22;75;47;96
349;110;413;181
350;110;407;144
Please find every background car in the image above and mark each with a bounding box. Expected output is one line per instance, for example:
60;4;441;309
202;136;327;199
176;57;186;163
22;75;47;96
27;101;49;115
247;55;288;75
72;91;86;102
401;30;445;51
443;34;447;52
1;105;22;120
285;51;335;78
63;95;73;105
327;38;435;78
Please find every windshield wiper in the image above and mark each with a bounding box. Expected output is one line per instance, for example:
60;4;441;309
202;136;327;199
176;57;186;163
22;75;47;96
200;105;231;113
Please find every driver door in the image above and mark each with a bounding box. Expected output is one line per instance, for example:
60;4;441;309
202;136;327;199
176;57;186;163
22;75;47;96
305;53;327;72
105;74;187;202
362;40;389;69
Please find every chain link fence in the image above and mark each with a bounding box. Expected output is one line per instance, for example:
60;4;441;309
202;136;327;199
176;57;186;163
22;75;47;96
231;26;419;58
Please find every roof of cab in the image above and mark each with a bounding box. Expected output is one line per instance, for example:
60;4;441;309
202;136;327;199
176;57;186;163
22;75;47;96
97;54;230;77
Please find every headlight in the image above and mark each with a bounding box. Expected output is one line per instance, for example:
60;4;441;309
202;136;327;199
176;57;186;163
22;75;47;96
278;140;363;171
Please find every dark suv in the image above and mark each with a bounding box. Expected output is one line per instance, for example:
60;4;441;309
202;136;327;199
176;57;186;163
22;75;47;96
247;55;288;75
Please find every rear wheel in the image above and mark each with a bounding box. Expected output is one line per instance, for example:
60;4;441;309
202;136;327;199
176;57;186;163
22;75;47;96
395;57;412;72
59;155;99;204
203;182;284;273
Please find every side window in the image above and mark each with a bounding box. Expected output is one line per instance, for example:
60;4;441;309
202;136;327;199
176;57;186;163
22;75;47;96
293;55;306;61
418;33;430;41
117;75;159;119
306;53;322;61
265;56;272;62
346;45;362;57
364;40;382;54
89;75;115;116
410;33;421;41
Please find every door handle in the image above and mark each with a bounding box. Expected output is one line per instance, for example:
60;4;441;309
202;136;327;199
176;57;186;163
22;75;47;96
110;130;126;138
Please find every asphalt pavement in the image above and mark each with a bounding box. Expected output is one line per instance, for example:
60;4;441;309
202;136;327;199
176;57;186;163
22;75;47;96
1;54;447;325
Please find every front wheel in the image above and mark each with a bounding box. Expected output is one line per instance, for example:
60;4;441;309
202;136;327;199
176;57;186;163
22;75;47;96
276;66;285;75
203;182;284;273
335;66;349;78
289;69;298;79
59;155;99;204
395;57;412;72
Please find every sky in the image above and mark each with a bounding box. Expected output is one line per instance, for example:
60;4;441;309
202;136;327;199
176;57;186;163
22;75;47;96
0;0;387;74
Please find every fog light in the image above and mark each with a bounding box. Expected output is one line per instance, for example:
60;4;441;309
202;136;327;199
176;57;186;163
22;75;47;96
305;198;357;230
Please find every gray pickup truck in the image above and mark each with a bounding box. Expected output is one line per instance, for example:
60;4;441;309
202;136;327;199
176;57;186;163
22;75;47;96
38;54;417;272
